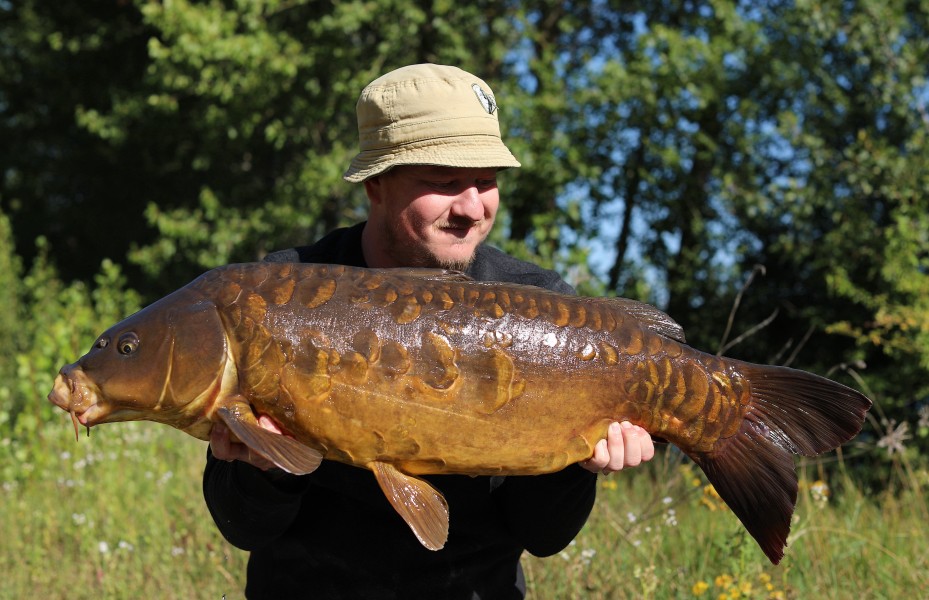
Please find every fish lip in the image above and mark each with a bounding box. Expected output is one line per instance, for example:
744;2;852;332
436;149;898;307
48;370;103;427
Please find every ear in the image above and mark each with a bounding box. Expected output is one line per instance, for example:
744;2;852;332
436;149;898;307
363;176;384;206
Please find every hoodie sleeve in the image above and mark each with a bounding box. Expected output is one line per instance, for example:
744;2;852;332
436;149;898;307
494;465;597;557
202;448;311;551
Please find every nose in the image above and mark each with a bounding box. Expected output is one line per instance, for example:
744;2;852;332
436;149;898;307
448;185;484;221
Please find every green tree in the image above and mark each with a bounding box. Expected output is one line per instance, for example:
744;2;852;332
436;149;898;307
1;0;523;293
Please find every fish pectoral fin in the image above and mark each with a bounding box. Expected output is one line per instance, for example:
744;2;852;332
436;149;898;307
368;461;449;551
216;406;322;475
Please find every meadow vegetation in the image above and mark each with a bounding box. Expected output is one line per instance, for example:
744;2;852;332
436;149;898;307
3;415;926;599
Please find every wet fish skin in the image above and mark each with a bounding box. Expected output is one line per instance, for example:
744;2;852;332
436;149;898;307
47;262;872;563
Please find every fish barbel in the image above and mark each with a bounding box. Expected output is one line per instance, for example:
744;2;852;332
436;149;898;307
47;262;871;563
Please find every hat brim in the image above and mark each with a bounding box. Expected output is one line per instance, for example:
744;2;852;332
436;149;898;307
343;135;521;183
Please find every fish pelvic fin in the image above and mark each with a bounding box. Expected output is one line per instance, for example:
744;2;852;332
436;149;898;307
369;461;449;551
688;363;871;564
216;406;322;475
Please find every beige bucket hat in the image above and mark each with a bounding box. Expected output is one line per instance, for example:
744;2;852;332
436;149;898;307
343;63;521;182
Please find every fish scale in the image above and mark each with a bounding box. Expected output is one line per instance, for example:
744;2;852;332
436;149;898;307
48;261;871;563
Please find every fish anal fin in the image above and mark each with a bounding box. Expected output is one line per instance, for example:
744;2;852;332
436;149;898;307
689;419;797;565
216;405;322;475
369;461;449;551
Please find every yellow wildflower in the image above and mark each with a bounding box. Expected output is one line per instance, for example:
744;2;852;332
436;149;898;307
810;480;830;506
692;580;710;596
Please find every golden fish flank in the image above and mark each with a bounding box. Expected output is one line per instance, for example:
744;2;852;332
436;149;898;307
47;262;871;564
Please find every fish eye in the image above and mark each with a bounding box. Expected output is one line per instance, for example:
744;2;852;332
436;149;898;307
117;333;140;355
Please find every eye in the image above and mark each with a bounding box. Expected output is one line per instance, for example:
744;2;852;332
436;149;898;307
426;180;456;191
117;333;140;356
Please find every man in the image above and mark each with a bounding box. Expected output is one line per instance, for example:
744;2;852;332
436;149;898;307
204;63;654;599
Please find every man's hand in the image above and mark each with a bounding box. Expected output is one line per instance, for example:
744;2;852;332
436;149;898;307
209;415;284;471
580;421;655;475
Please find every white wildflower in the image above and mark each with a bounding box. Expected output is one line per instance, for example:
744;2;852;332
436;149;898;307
580;548;596;566
98;541;110;554
877;420;910;457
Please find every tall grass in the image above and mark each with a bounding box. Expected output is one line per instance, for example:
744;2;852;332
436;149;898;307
1;424;248;599
2;419;926;599
524;448;929;599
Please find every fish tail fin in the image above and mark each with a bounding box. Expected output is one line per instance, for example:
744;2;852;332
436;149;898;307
687;363;871;564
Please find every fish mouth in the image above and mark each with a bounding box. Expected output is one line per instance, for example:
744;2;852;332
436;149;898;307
48;370;105;439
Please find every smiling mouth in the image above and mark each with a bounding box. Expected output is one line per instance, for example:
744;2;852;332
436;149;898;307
440;227;473;240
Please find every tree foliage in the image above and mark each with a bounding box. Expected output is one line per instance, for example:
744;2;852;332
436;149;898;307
2;0;928;459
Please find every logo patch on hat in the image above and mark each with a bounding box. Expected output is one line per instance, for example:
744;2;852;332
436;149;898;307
472;83;497;115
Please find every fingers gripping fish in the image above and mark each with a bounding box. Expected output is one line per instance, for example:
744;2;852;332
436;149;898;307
48;262;871;563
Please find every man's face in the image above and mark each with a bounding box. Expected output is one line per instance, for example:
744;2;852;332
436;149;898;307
363;165;500;270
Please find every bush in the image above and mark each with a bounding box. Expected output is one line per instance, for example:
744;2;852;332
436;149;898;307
0;212;141;443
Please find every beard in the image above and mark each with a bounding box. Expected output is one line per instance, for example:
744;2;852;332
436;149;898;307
381;215;484;272
436;256;474;273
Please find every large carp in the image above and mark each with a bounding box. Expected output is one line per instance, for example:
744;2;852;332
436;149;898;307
48;262;870;564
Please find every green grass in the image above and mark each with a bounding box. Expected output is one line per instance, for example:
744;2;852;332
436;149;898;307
524;451;929;599
1;423;248;599
2;422;927;599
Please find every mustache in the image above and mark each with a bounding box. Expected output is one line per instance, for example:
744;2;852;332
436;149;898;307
435;216;483;229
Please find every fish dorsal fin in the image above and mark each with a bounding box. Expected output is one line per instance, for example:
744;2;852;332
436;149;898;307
374;267;474;282
216;405;323;475
371;267;686;342
608;297;686;343
369;460;449;551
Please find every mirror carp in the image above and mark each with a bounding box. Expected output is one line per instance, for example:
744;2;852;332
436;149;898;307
48;262;871;564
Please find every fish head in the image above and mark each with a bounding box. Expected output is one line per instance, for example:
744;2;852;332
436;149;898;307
48;289;229;436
